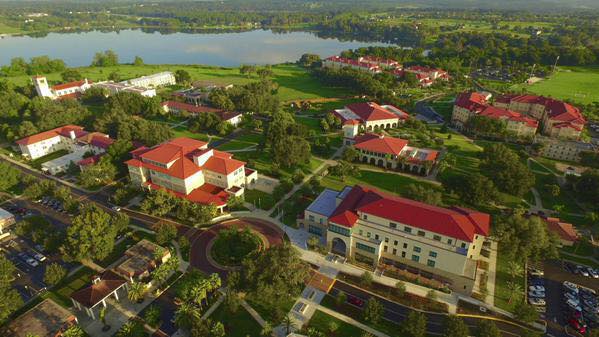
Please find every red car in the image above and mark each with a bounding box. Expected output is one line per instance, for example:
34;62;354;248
569;317;587;335
347;295;365;307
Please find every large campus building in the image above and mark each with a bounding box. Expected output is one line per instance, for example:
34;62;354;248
161;100;242;126
453;92;586;140
33;76;92;100
333;102;409;131
298;185;491;294
125;137;258;212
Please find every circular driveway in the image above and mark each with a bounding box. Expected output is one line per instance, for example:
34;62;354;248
188;217;286;278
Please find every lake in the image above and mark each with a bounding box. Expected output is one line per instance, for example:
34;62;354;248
0;29;393;67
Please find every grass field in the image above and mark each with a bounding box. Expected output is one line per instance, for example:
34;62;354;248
48;266;96;308
209;303;263;337
215;140;255;151
512;66;599;105
0;22;23;34
494;246;525;312
306;310;366;337
5;63;346;103
244;189;277;210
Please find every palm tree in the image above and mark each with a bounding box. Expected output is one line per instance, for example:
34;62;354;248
507;281;523;304
191;283;207;309
174;302;200;331
127;282;145;303
281;314;297;335
507;261;523;280
260;321;273;337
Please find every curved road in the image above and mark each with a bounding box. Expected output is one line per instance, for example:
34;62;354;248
188;217;285;278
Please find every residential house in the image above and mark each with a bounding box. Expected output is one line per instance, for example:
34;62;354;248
125;137;258;212
0;207;16;235
333;102;409;132
161;100;242;126
116;239;171;283
4;299;77;337
297;185;491;294
494;94;585;140
32;76;92;100
544;217;579;247
70;270;128;319
535;136;597;162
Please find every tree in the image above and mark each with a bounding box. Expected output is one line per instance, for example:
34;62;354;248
61;325;86;337
573;169;599;205
343;146;359;162
442;173;498;206
444;316;469;337
364;298;383;325
336;292;347;307
402;311;427;337
175;69;191;84
281;314;296;335
261;321;273;337
479;144;535;197
210;321;226;337
506;281;523;304
257;67;274;79
116;319;145;337
298;53;321;68
127;281;145;303
328;321;339;334
475;319;501;337
0;162;20;193
133;56;144;66
156;222;178;245
0;255;23;321
140;189;178;217
239;65;256;78
62;203;118;261
61;69;83;82
43;262;66;286
493;214;559;264
175;302;201;331
514;301;539;323
78;156;117;188
92;50;119;67
404;184;443;206
108;71;121;82
395;281;406;297
360;271;373;287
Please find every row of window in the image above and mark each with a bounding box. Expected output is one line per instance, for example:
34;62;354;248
329;224;351;237
382;246;436;268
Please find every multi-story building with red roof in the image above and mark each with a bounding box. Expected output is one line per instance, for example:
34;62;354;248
334;102;409;132
494;94;585;140
32;76;92;100
402;65;450;87
298;184;491;294
322;55;384;74
125;137;258;212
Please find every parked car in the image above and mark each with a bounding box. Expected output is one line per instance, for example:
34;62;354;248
529;290;545;298
565;292;580;303
25;257;39;267
566;299;583;312
568;317;587;334
529;285;545;292
529;277;545;286
587;268;599;279
348;295;365;307
528;268;544;276
529;298;546;306
32;252;46;262
564;262;577;273
576;266;590;277
564;281;579;294
111;206;122;212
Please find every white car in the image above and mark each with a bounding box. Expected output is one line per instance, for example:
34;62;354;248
564;281;579;293
566;298;582;312
587;268;599;279
25;258;39;267
111;206;121;212
565;292;580;303
529;285;545;292
33;253;46;262
528;268;544;276
529;290;545;298
529;298;546;306
576;266;590;277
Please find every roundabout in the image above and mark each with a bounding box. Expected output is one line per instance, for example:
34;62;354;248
189;217;286;277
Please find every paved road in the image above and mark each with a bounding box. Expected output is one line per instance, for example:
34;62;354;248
332;280;544;337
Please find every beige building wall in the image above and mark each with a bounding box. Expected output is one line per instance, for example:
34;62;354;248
20;136;65;159
451;106;473;127
363;118;399;131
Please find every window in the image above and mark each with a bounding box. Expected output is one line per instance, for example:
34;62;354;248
461;243;467;249
363;214;368;220
417;230;425;237
308;225;322;236
393;248;397;255
359;230;363;236
411;255;420;262
413;246;421;253
403;243;408;249
427;260;436;267
429;251;437;258
383;246;388;252
404;226;412;233
447;239;453;245
389;222;397;229
366;232;371;238
356;243;375;254
384;237;389;243
433;235;441;241
401;251;406;258
394;240;398;246
329;224;351;237
375;234;379;240
308;215;315;221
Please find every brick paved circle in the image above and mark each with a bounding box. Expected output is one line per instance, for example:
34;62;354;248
188;217;286;279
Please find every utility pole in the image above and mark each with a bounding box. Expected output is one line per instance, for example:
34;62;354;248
552;55;560;75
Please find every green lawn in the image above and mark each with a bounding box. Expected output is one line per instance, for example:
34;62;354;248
528;159;552;174
244;189;277;210
232;150;323;179
246;296;297;324
235;131;264;144
48;266;96;308
172;126;210;142
299;97;367;116
215;140;255;151
429;95;455;121
306;309;366;337
511;66;599;106
533;172;583;214
0;22;23;34
295;116;322;132
209;304;263;337
494;246;525;312
5;63;345;103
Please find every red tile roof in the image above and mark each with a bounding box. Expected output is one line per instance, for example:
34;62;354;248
328;185;490;241
479;106;538;128
545;217;579;243
353;133;408;155
344;119;360;126
146;182;229;206
16;125;85;145
455;92;488;112
202;151;245;175
139;137;207;164
345;102;400;122
51;79;90;91
499;94;585;128
70;270;126;308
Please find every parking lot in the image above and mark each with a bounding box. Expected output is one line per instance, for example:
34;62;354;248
539;260;599;335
